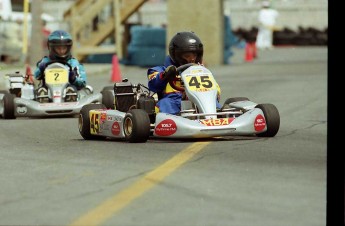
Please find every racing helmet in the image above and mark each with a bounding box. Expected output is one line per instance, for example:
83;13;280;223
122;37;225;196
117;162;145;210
47;30;73;60
168;31;203;66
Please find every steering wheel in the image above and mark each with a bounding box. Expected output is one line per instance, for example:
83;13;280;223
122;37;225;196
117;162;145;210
45;60;73;72
168;63;197;92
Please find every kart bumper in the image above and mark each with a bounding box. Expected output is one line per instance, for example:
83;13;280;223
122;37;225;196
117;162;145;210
153;108;267;138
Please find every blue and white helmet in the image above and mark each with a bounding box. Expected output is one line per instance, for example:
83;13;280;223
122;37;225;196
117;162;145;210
47;30;73;60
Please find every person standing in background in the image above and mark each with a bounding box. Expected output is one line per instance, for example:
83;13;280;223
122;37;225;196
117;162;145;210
41;20;51;56
256;1;279;50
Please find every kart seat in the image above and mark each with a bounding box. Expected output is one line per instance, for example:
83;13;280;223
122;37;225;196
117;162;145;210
113;82;136;112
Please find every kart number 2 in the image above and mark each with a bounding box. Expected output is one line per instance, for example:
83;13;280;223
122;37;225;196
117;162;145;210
45;69;69;85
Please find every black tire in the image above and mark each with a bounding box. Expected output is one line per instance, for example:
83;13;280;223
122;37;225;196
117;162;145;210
78;103;107;140
255;103;280;137
123;109;150;143
3;93;16;119
101;89;115;109
101;86;114;92
224;97;250;105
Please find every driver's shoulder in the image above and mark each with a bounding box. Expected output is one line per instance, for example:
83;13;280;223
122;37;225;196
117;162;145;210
67;58;82;66
38;56;50;64
148;65;165;74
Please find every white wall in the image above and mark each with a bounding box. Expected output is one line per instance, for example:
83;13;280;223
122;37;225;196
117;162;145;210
42;0;328;31
224;0;328;30
127;0;328;31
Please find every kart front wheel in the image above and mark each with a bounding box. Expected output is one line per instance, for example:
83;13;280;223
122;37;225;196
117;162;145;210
101;86;114;92
79;103;107;140
255;103;280;137
123;109;150;143
3;93;16;119
224;97;250;105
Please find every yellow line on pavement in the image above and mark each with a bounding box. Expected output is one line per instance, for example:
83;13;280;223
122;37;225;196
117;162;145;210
69;141;210;226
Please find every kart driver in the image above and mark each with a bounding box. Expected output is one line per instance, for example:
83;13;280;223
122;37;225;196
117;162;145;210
147;31;221;115
33;30;88;101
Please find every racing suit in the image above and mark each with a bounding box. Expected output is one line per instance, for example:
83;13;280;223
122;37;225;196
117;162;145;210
147;56;221;115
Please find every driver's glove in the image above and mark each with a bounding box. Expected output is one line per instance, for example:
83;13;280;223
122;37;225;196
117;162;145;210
35;62;47;80
69;70;77;84
162;65;177;81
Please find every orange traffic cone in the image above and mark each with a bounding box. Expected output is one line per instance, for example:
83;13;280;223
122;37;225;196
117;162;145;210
251;42;257;58
110;54;122;82
25;64;34;84
244;42;254;62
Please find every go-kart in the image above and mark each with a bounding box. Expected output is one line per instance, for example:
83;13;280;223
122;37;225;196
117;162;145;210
78;63;280;143
0;61;102;119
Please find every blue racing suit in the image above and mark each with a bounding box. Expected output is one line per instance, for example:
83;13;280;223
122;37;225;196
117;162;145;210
33;56;87;89
147;56;221;115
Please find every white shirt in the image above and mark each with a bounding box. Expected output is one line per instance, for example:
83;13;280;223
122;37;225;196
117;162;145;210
258;8;279;27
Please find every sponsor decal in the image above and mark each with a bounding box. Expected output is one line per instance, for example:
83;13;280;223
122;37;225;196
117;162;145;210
100;113;107;122
107;115;122;122
16;106;28;114
254;114;266;131
200;117;235;126
53;90;61;97
190;69;204;74
155;119;177;136
111;121;121;135
100;123;110;131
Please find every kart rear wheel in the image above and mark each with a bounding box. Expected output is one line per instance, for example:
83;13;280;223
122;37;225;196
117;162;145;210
255;103;280;137
123;109;150;143
3;93;16;119
79;103;107;140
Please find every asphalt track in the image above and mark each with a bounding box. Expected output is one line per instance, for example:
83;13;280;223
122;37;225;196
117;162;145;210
0;47;328;226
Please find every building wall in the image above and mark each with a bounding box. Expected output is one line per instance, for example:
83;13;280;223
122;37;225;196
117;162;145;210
41;0;327;65
224;0;328;30
128;0;328;30
44;0;328;32
167;0;224;66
